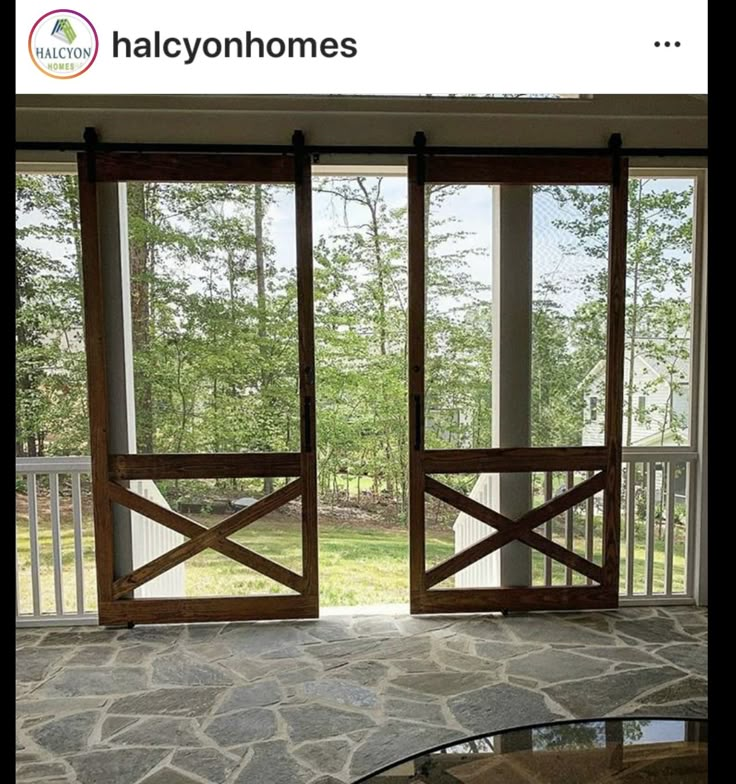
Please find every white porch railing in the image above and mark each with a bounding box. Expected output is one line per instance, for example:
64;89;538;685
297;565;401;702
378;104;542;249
130;480;185;599
453;450;698;604
619;450;697;603
16;449;698;628
452;472;500;589
16;457;96;626
15;456;184;627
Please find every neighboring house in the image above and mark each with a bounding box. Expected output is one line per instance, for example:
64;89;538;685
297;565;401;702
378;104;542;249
581;354;690;447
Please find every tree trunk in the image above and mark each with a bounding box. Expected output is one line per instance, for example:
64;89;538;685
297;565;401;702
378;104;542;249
357;179;388;356
254;185;274;494
661;380;674;447
356;179;397;497
127;183;154;453
65;176;83;292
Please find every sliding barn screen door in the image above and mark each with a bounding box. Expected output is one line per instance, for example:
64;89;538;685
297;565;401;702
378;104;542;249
78;152;317;625
408;155;628;613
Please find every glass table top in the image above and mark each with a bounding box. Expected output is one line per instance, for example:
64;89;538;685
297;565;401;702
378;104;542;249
355;718;708;783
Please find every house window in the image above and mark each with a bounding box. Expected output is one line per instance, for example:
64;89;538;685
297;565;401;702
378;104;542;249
589;396;598;423
637;395;647;424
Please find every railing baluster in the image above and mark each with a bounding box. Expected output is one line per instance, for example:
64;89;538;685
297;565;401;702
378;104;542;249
565;470;574;584
586;470;594;585
544;472;552;586
626;462;636;596
15;458;102;625
49;473;64;615
15;508;20;618
664;462;675;596
685;461;696;598
645;462;656;596
27;473;41;616
72;472;85;614
15;453;699;623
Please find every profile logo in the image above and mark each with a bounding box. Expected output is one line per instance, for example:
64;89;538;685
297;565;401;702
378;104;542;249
29;10;98;79
51;18;78;45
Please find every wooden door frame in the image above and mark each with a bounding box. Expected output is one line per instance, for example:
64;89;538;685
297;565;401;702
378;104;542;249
78;149;318;625
408;154;628;614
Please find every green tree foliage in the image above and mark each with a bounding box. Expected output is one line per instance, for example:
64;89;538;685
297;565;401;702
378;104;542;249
425;185;492;455
126;183;300;462
314;177;410;506
314;179;493;511
531;279;584;446
546;180;693;446
16;175;88;456
15;174;695;522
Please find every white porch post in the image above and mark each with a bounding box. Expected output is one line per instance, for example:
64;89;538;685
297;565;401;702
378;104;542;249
694;326;707;606
96;183;136;581
693;172;708;606
492;185;533;588
96;182;185;599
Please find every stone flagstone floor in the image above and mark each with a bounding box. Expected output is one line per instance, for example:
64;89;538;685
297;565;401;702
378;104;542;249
16;606;707;784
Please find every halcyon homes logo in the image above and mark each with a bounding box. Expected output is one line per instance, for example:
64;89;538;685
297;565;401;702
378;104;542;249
52;18;78;45
28;9;98;78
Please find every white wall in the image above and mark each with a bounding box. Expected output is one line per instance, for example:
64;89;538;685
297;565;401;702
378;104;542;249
131;481;185;598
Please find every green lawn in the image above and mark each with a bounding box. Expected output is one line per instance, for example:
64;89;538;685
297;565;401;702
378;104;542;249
16;507;687;614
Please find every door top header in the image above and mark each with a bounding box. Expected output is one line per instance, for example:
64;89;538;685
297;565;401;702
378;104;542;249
79;151;297;183
409;155;615;185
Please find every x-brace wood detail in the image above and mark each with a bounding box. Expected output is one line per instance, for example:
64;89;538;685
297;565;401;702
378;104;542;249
424;474;605;588
109;480;304;598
